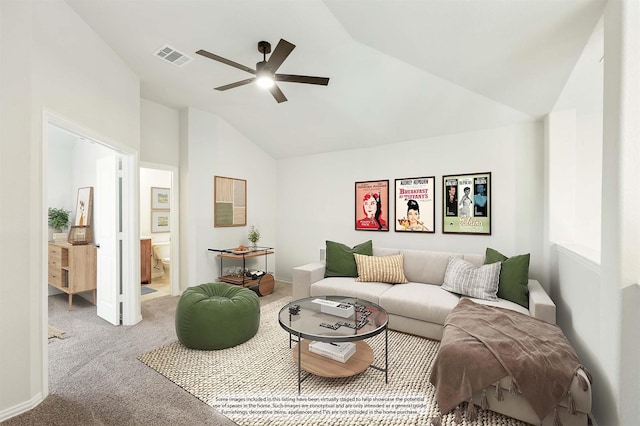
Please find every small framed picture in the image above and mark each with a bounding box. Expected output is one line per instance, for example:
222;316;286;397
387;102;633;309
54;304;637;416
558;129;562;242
74;187;93;226
442;172;491;235
151;210;170;233
394;176;435;233
151;187;170;210
355;180;389;231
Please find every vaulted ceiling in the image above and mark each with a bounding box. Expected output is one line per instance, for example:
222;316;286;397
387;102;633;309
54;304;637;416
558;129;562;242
66;0;605;159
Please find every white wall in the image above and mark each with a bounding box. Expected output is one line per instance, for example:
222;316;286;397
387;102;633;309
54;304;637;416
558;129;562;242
179;108;278;291
140;99;179;167
0;0;140;419
545;5;639;424
276;122;544;284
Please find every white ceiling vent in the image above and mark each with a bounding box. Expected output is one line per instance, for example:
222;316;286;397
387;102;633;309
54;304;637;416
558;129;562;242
154;45;192;67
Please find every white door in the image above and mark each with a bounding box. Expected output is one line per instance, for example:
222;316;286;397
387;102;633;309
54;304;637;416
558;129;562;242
96;154;121;325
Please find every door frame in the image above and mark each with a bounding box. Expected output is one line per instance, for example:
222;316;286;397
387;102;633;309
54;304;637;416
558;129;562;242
42;110;141;394
139;162;180;297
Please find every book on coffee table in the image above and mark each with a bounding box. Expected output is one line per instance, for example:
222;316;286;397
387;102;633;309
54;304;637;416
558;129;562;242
308;341;356;363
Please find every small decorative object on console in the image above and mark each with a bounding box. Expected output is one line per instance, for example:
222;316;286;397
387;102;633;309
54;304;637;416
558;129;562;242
309;341;356;363
68;225;92;245
312;298;355;318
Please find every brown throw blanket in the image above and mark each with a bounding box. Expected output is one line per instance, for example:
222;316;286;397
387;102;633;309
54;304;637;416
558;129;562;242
430;298;586;421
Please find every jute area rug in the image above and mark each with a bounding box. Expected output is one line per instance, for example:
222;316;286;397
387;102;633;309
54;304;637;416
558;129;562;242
138;297;526;426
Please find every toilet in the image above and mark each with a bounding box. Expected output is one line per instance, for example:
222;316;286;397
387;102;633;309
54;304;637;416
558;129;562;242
152;242;170;277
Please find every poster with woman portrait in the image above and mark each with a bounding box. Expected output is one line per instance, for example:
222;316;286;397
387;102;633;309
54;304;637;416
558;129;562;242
442;172;491;235
394;177;435;233
355;180;389;231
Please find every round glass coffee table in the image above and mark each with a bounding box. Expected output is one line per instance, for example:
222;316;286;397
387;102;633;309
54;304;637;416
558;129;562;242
278;295;389;393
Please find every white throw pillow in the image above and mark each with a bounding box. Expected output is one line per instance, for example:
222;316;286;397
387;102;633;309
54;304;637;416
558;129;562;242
442;256;501;301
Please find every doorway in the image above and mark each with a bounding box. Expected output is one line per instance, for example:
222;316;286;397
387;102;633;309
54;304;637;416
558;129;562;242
43;112;140;328
139;164;179;300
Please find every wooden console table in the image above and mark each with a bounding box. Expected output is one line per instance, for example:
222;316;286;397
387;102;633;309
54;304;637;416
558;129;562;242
207;247;274;296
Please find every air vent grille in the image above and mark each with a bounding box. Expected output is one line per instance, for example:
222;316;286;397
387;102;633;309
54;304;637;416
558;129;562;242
154;45;192;67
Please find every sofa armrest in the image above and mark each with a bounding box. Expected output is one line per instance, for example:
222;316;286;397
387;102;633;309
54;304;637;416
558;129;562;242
292;262;326;299
528;279;556;324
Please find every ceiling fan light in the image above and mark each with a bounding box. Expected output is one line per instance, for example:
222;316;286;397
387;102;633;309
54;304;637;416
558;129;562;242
256;74;274;89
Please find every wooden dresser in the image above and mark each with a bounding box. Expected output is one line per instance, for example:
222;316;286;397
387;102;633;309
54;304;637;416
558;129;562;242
48;242;97;310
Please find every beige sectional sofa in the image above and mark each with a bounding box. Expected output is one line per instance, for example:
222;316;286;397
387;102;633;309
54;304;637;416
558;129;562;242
292;247;591;426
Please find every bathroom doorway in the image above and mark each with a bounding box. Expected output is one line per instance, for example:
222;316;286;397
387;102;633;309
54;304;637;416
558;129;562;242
139;164;179;301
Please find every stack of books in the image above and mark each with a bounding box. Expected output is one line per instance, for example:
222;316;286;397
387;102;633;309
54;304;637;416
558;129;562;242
309;341;356;363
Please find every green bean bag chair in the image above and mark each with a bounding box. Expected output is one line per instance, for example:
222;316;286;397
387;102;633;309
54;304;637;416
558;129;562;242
175;282;260;350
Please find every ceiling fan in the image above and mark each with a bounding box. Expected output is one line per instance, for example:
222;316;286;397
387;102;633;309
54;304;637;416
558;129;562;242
196;39;329;103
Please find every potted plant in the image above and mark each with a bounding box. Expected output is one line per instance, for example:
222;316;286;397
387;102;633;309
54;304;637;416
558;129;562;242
248;225;261;249
48;207;70;242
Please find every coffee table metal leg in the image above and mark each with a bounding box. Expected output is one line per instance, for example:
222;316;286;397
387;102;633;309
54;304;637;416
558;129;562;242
385;326;388;383
298;334;302;394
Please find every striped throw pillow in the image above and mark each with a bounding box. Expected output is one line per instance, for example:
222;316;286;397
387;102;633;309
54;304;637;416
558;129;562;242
442;256;501;300
354;253;409;284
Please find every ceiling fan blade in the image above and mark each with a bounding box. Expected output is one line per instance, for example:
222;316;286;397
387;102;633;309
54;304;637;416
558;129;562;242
215;77;256;91
269;84;288;103
266;39;295;73
196;49;256;75
275;74;330;86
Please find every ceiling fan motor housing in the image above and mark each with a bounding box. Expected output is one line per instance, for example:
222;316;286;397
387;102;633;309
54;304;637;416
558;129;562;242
258;41;271;55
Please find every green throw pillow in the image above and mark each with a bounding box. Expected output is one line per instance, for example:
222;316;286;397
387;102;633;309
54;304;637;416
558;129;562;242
325;240;373;278
484;247;530;308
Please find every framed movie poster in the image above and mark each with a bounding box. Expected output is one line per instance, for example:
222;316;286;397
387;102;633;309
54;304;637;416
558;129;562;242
442;172;491;235
355;180;389;231
395;176;435;233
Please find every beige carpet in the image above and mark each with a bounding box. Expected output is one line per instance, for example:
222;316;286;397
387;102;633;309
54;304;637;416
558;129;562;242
138;298;526;426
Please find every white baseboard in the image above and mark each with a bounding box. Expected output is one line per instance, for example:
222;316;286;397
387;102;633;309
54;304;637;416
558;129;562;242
0;392;43;422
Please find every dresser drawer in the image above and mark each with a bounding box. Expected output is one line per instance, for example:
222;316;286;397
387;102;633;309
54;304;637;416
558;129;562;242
48;249;68;268
48;270;67;287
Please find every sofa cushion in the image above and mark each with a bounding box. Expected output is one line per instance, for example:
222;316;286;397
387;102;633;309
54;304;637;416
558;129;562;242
373;247;401;257
463;253;485;267
442;257;501;300
309;277;392;304
379;282;461;325
324;240;373;278
484;247;530;308
401;250;464;284
354;253;408;284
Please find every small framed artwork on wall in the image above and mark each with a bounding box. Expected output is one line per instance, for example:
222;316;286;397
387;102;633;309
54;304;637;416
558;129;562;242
151;210;170;233
442;172;491;235
394;176;435;233
151;187;170;210
355;180;389;231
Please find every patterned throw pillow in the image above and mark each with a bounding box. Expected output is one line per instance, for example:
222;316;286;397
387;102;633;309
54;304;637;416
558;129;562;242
353;253;409;284
442;256;501;300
